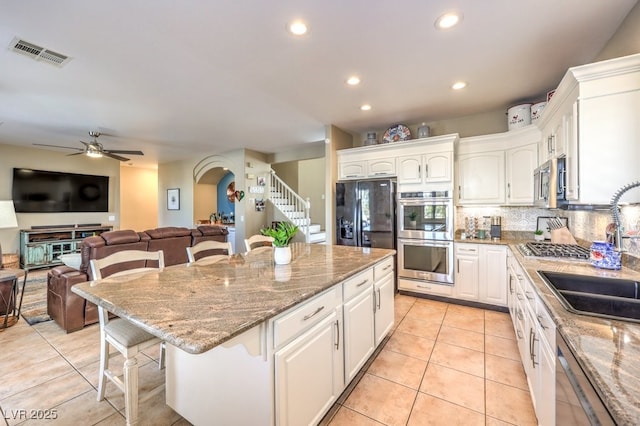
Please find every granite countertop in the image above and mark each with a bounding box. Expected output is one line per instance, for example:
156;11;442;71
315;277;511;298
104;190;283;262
456;232;640;424
72;243;395;355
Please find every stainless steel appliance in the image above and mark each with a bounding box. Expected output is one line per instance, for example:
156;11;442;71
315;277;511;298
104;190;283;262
397;238;453;284
397;191;453;241
533;157;567;209
336;179;395;249
490;215;501;240
397;191;454;285
517;242;590;259
556;331;615;425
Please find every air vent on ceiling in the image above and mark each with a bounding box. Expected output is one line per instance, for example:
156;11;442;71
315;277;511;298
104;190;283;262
10;37;71;67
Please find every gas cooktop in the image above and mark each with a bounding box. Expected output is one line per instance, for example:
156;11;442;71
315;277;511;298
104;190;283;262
517;242;591;260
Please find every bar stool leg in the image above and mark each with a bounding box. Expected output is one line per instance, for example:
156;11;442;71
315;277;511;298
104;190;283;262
123;355;139;426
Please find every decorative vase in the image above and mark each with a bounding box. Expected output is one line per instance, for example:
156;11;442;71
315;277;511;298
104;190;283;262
410;220;417;228
534;234;545;241
274;246;292;265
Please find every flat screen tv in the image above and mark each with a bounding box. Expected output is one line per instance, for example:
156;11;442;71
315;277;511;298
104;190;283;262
12;168;109;213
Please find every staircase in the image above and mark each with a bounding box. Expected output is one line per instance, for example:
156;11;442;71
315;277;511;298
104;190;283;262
269;171;326;243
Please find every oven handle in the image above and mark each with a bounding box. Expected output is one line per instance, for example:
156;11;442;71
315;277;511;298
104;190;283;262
398;199;452;206
398;239;452;248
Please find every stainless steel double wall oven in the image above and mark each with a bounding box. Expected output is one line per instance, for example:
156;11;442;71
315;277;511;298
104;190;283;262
397;191;454;286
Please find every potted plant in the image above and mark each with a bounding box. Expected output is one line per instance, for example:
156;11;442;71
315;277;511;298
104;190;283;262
534;229;545;241
260;222;299;265
408;211;418;228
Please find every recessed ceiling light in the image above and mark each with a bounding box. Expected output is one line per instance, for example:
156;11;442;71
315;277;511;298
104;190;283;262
288;20;309;36
346;76;361;86
452;81;467;90
435;12;462;30
360;104;372;111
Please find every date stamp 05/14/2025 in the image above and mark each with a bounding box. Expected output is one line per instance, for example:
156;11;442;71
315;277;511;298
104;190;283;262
3;409;59;421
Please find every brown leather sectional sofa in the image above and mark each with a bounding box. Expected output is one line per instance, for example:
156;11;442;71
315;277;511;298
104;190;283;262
47;225;228;333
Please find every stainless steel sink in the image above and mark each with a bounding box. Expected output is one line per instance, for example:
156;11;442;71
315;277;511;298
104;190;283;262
537;271;640;322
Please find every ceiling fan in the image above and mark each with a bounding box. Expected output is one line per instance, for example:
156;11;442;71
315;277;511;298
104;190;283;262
34;131;144;161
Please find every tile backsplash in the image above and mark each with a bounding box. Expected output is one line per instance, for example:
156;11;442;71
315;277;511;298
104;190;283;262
456;206;640;258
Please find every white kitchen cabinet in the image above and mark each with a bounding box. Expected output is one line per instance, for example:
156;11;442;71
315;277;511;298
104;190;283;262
456;126;540;206
397;151;452;185
510;256;556;426
337;134;459;184
505;143;538;205
374;257;395;346
338;160;367;180
368;157;395;177
338;156;395;180
275;308;344;426
479;245;507;306
454;243;480;301
453;243;507;307
535;53;640;204
343;274;375;383
457;151;504;205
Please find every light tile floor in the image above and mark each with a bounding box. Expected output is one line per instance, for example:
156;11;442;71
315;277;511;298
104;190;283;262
324;294;538;426
0;293;537;425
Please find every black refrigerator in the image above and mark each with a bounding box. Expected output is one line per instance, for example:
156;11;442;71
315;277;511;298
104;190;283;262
336;179;396;249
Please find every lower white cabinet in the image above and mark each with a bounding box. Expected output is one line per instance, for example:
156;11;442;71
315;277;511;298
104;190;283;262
343;279;375;382
454;243;507;306
374;272;395;345
454;244;480;300
275;307;344;426
510;253;556;425
167;257;395;426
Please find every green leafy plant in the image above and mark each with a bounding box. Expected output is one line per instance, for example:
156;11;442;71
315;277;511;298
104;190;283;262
534;229;544;235
261;222;299;247
408;211;418;221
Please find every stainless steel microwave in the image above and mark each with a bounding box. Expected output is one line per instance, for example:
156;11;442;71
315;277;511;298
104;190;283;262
533;157;566;208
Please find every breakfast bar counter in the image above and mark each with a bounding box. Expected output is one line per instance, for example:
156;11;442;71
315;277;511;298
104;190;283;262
72;243;397;425
72;243;394;354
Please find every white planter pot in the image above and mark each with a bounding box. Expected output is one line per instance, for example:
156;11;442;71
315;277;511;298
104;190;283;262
534;234;545;241
274;246;292;265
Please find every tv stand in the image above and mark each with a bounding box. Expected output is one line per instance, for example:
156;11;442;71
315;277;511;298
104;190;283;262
20;225;113;271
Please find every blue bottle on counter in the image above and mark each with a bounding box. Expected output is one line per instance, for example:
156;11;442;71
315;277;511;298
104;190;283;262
590;241;621;270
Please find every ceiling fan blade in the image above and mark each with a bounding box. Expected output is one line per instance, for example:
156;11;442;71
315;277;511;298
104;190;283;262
105;150;144;156
102;152;130;162
33;143;83;151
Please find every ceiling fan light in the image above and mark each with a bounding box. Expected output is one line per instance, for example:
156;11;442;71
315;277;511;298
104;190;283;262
86;147;103;158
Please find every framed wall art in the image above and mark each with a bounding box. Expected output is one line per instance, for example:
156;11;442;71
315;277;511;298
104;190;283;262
167;188;180;210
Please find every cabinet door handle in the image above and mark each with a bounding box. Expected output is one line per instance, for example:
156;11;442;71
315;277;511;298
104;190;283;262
458;185;462;199
425;164;428;177
418;165;421;178
507;183;511;198
537;315;548;329
509;276;514;294
377;288;381;310
335;319;340;350
382;264;392;271
303;306;325;321
457;259;460;273
525;291;534;301
356;279;369;287
516;329;523;339
530;328;539;367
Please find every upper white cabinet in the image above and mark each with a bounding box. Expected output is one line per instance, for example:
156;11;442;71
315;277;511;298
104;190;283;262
397;151;452;184
456;126;540;206
457;151;505;205
535;53;640;204
337;134;458;186
505;143;538;205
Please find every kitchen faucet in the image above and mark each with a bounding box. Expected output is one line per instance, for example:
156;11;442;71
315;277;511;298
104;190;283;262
610;180;640;252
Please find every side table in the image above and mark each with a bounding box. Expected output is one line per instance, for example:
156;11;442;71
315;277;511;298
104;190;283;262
0;268;28;330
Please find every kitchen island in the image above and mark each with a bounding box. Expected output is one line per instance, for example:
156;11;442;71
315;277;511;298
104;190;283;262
72;243;396;425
